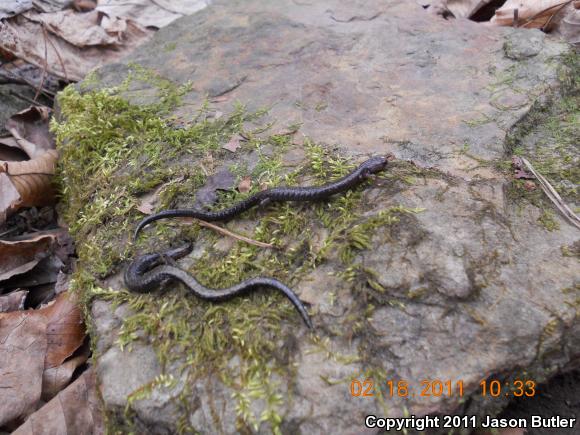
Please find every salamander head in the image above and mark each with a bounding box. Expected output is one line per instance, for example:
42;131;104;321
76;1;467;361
359;155;390;178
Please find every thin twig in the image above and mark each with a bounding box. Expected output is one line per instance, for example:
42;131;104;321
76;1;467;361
43;24;69;82
192;218;276;249
34;26;49;102
521;157;580;231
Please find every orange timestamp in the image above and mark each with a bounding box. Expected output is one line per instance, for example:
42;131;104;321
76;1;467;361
351;379;465;398
350;378;537;399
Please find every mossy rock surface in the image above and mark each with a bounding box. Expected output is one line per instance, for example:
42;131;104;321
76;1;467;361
55;0;579;433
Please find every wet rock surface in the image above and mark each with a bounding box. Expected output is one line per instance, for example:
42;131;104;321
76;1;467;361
68;0;579;433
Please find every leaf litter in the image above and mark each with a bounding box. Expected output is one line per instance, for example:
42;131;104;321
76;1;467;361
0;292;87;429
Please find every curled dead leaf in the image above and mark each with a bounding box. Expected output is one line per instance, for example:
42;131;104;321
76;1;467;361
5;106;54;158
0;149;58;217
0;234;55;282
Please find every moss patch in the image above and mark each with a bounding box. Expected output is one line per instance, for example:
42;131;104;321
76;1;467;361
54;68;422;432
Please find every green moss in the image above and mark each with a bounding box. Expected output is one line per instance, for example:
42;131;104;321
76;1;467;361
54;69;424;432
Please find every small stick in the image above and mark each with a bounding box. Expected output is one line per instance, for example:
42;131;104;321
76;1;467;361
521;157;580;231
34;26;49;102
188;218;275;249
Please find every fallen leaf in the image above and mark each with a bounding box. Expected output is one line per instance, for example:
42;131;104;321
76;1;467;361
0;150;59;218
0;1;32;20
12;368;104;435
193;167;236;208
42;344;89;401
237;176;252;193
4;255;64;292
41;292;86;369
23;10;121;48
5;106;54;157
0;13;153;81
491;0;568;28
0;234;54;282
0;310;47;427
0;289;28;312
222;134;243;152
96;0;211;28
0;292;86;427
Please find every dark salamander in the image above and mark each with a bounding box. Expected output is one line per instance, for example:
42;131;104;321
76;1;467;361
124;244;314;329
133;156;389;240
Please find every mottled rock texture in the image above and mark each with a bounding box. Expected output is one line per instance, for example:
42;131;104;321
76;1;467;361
63;0;578;433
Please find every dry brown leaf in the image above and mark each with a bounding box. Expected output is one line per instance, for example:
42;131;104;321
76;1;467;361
12;368;104;435
222;134;243;152
0;13;153;81
0;149;59;212
42;345;89;401
0;289;28;312
1;106;57;222
41;292;86;369
0;234;55;282
97;0;210;28
0;310;47;427
23;10;121;48
5;106;54;157
490;0;569;27
237;176;252;193
0;291;86;427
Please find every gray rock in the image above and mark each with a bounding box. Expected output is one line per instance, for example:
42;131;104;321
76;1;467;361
69;0;579;433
